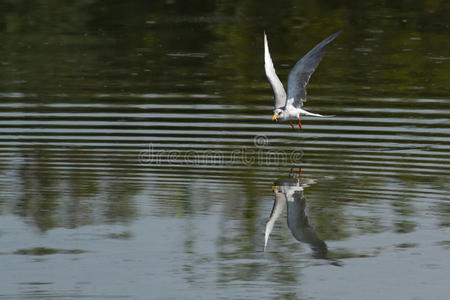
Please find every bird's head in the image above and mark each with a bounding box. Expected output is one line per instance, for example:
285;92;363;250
272;108;283;121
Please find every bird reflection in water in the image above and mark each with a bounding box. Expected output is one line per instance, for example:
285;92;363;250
265;169;328;258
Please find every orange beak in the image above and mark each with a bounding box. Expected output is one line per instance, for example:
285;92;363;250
272;114;278;121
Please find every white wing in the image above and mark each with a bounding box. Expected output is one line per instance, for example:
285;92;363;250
264;32;287;109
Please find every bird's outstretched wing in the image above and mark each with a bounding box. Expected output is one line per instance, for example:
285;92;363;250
286;31;341;108
264;32;287;110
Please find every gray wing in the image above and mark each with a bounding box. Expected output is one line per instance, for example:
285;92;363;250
286;31;341;108
264;32;287;109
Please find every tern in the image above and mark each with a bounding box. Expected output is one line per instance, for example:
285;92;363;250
264;30;341;129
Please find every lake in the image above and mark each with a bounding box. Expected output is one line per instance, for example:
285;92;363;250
0;1;449;299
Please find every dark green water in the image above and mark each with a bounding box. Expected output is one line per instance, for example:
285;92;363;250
0;1;449;299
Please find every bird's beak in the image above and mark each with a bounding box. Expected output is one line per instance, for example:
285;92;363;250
272;185;278;192
272;114;278;121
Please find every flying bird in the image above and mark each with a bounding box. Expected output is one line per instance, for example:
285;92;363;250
264;31;341;130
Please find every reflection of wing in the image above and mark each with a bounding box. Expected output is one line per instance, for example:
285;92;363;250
264;192;286;250
264;32;287;110
286;190;328;258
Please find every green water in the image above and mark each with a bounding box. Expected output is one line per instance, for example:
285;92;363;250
0;1;449;299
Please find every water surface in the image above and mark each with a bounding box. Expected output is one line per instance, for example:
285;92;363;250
0;1;449;299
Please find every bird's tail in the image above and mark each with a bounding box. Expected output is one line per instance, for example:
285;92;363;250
299;109;335;118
